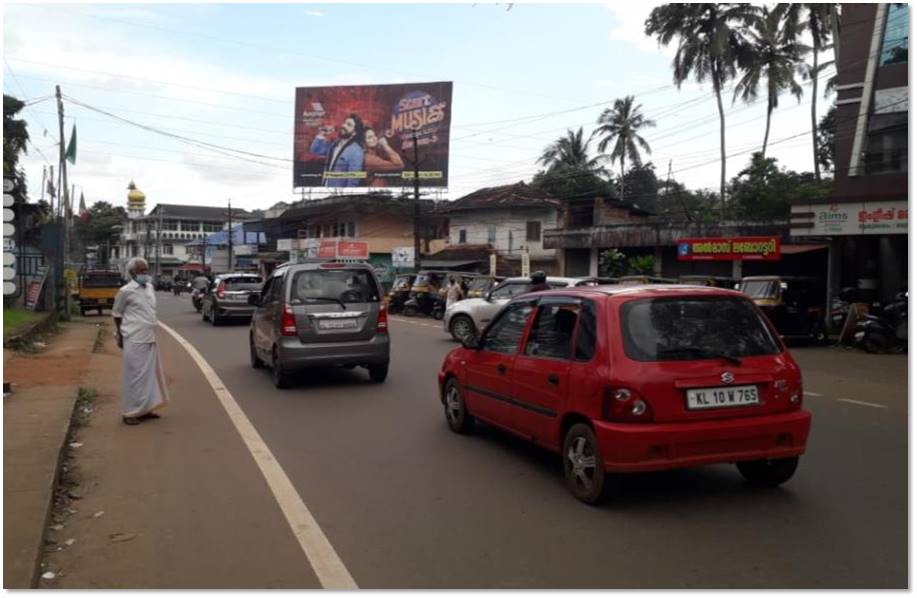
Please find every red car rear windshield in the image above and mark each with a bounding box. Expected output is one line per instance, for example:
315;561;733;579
620;296;781;362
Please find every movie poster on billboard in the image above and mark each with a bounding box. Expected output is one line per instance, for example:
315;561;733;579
293;82;453;189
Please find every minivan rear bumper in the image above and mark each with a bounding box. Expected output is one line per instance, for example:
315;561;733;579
278;333;390;369
593;410;811;473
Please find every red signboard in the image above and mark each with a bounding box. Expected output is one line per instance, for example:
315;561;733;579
337;241;369;259
317;240;337;259
293;82;453;189
676;237;781;261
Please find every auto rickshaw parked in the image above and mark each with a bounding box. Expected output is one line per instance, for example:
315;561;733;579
738;275;828;344
677;275;737;288
403;270;476;319
386;273;417;314
466;275;504;299
78;270;124;316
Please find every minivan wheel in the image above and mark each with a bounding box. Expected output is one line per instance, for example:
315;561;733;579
736;456;799;487
450;315;475;343
368;362;389;383
250;335;263;369
443;379;473;434
272;347;291;389
563;424;607;505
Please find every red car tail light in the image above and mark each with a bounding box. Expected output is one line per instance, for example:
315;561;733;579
280;302;297;336
216;281;226;300
376;304;388;332
602;387;654;423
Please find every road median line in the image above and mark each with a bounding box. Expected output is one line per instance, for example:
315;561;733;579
837;398;888;409
158;322;358;589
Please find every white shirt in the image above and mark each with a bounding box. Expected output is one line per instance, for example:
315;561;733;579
112;280;158;344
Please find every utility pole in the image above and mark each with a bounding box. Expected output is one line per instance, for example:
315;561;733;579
411;130;422;271
55;85;70;319
227;198;233;273
156;205;163;278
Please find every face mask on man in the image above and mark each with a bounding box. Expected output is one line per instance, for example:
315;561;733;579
134;274;151;286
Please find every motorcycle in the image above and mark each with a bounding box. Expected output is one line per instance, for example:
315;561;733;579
402;289;446;320
854;292;907;353
191;287;206;312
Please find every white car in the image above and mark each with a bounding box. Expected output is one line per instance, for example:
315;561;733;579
443;276;602;342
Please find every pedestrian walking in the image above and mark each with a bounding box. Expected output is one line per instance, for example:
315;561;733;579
446;276;464;309
112;257;169;425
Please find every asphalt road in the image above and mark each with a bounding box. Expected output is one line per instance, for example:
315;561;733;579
155;291;907;589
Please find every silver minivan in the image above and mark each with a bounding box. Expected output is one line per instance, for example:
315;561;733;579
248;262;390;388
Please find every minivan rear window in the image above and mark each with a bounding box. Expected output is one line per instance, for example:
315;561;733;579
620;297;781;362
291;270;380;304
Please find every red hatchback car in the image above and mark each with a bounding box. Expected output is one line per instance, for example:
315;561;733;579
438;285;812;504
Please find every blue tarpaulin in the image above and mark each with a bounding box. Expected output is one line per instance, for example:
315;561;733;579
185;223;266;247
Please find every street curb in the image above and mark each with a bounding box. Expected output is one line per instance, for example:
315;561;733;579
29;388;83;588
3;311;58;350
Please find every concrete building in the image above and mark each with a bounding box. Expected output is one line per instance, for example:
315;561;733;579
790;3;908;303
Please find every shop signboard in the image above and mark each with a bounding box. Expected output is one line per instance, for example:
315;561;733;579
391;246;414;268
791;200;908;236
677;237;781;261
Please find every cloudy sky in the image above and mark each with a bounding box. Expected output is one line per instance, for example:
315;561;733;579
3;2;834;213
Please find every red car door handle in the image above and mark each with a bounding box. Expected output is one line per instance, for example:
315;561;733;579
497;364;508;375
547;374;559;385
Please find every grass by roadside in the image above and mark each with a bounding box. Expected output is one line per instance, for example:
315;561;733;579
4;307;44;338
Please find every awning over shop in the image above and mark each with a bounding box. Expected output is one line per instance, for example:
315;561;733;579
780;244;829;255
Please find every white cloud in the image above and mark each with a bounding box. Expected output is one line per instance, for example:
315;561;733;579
606;2;673;57
304;9;324;18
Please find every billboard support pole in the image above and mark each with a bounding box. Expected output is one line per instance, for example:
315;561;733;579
411;130;422;271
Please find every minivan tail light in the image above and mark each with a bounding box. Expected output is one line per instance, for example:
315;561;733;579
320;262;347;269
603;387;654;422
216;281;226;300
280;302;297;336
376;304;388;332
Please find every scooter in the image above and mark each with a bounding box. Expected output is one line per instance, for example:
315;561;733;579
402;291;445;320
854;292;907;353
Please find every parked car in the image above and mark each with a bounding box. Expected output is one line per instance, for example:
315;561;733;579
737;276;827;344
201;273;263;325
438;285;811;504
443;276;596;342
77;270;124;316
248;262;390;388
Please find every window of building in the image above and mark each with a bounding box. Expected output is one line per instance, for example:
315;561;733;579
487;226;497;244
865;113;908;174
881;4;909;66
203;222;222;233
459;229;467;244
526;221;541;242
162;244;173;255
181;221;199;232
346;221;356;238
161;220;178;231
508;230;514;251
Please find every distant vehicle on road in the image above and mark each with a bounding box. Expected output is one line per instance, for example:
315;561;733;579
385;273;417;314
201;273;263;325
443;276;596;343
738;275;827;344
78;270;124;316
438;285;811;504
248;262;390;388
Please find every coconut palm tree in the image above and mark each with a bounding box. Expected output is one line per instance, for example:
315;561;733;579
784;3;837;180
645;3;758;209
593;95;656;201
537;127;603;173
733;5;807;158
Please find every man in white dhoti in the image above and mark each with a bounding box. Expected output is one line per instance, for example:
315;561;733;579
112;257;168;425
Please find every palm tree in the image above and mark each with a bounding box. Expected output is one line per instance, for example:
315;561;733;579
784;3;837;180
3;94;30;177
593;95;656;201
537;127;604;173
645;3;758;208
733;5;807;158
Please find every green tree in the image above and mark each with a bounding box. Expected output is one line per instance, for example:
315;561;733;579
816;105;836;174
784;3;837;181
645;3;757;206
627;255;656;276
598;248;627;278
536;127;604;173
532;165;610;200
734;5;807;157
3;94;30;188
727;152;829;222
73;201;128;250
619;162;660;213
534;127;609;200
593;95;656;201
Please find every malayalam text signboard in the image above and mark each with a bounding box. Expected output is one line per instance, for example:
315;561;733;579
791;200;908;236
293;82;453;189
677;237;781;261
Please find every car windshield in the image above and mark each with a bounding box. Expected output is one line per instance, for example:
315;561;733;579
415;273;446;287
291;269;380;303
392;275;413;290
739;280;781;299
620;297;781;362
468;278;492;292
82;274;121;288
223;277;262;291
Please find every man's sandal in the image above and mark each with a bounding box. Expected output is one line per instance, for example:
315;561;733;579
122;416;141;425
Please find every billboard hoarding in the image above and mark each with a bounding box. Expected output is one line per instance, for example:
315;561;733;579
293;82;453;189
676;237;781;261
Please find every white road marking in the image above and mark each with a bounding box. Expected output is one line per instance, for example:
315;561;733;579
803;391;823;397
837;398;888;409
158;322;358;589
390;317;442;330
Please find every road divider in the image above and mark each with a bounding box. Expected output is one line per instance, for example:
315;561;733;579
158;322;358;589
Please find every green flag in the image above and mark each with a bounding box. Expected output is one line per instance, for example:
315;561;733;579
65;124;77;164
